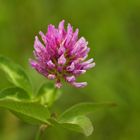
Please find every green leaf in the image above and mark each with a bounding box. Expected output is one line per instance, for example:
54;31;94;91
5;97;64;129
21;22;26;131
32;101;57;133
58;102;116;122
0;56;32;95
0;88;50;124
52;116;93;136
55;102;115;136
0;87;30;100
36;82;62;107
61;116;93;136
0;99;51;124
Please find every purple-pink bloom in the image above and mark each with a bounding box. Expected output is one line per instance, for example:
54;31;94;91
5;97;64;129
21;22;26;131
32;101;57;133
30;20;95;88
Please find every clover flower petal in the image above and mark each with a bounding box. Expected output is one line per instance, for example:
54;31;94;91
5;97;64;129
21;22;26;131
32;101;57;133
30;20;95;88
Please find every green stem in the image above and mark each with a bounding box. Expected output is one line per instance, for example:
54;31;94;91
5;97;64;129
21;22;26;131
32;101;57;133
35;125;47;140
35;127;41;140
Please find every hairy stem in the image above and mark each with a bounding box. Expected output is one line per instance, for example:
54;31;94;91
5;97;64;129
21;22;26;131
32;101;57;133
35;125;48;140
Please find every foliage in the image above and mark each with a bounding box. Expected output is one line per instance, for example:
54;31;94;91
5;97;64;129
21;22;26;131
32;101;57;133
0;0;139;139
0;56;114;138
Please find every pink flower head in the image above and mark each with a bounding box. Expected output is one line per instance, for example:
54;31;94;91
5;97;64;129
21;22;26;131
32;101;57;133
30;20;95;88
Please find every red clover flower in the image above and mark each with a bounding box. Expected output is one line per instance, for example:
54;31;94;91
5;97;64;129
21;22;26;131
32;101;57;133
30;20;95;88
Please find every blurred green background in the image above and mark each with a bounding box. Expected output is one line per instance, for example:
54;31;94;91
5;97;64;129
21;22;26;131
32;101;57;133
0;0;140;140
